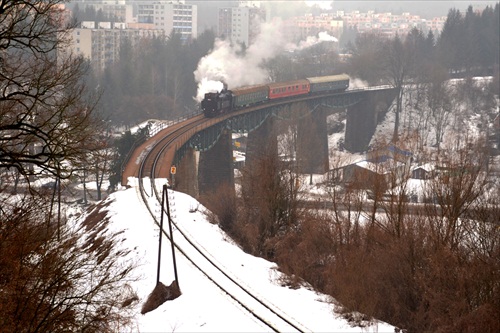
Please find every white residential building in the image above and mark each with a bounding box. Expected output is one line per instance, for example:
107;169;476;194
136;1;197;41
71;1;197;41
218;5;266;46
70;22;165;72
67;1;197;71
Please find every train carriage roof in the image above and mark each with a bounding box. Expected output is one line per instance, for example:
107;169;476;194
231;84;269;96
267;79;310;89
306;74;350;84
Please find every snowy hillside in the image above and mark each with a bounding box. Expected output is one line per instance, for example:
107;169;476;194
99;181;395;332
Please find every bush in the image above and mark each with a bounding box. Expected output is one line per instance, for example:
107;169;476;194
0;196;137;333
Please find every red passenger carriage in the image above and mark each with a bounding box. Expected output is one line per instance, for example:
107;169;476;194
268;79;310;100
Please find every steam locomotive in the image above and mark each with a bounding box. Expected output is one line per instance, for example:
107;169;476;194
201;74;350;118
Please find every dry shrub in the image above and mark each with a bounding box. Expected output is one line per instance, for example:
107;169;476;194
317;214;500;333
0;195;137;333
120;284;139;308
199;182;258;254
231;215;261;255
270;200;500;332
200;183;236;231
225;137;498;332
81;200;113;230
449;303;500;333
274;212;335;289
141;280;181;315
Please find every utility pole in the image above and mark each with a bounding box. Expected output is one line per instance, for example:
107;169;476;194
165;184;179;287
156;184;179;288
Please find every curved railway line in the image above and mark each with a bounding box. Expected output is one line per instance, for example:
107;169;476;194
135;114;311;332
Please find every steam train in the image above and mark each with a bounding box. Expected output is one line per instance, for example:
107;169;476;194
201;74;350;118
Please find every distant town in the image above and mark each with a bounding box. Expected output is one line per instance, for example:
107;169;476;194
64;0;481;72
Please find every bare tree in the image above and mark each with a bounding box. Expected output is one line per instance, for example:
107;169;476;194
0;0;100;182
323;150;364;249
423;137;490;249
238;146;304;257
380;35;413;142
425;67;453;150
86;129;116;201
0;195;137;333
263;54;296;82
406;80;434;149
347;32;386;85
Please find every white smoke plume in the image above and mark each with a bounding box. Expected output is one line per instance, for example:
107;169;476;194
349;78;369;89
194;20;338;102
305;1;334;10
194;19;288;102
285;31;338;52
318;31;338;42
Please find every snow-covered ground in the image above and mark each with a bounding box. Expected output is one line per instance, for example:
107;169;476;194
100;179;395;332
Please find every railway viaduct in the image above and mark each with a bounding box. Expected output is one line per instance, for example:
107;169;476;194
123;87;398;198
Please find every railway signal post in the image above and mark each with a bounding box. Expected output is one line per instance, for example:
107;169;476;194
170;165;176;188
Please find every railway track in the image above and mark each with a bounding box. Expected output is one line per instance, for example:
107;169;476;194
136;115;311;332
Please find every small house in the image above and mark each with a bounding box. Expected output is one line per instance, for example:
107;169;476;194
411;163;435;180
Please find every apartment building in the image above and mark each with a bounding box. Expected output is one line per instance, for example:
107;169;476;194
71;1;197;41
67;1;197;71
340;10;446;37
136;1;197;41
288;13;343;40
71;22;165;72
218;5;266;46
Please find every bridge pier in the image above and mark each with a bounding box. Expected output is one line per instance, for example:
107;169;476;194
242;116;278;199
173;147;198;197
345;89;398;152
245;116;278;172
296;108;329;174
198;129;234;196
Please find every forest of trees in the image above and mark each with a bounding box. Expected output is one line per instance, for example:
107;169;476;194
89;30;216;127
71;3;118;23
347;4;499;79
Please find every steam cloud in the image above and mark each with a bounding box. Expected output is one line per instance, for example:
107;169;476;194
285;31;338;52
193;19;339;102
305;1;334;10
349;78;369;89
